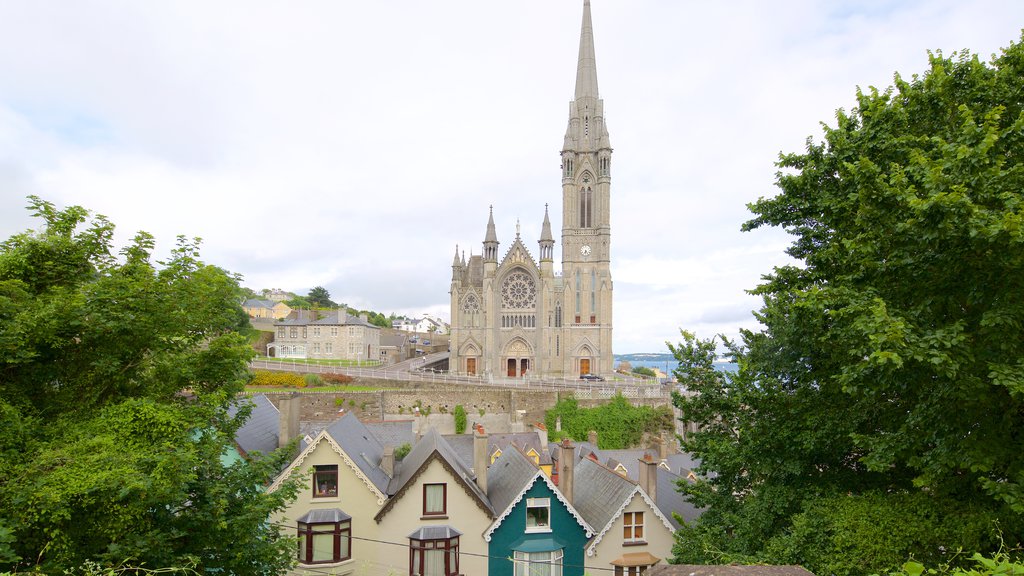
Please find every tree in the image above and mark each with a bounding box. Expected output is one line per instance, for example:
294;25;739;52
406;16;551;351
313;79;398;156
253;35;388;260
672;36;1024;573
0;197;299;574
307;285;336;308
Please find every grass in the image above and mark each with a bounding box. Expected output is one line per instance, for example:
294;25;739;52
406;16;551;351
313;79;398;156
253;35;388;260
253;355;381;367
244;384;389;393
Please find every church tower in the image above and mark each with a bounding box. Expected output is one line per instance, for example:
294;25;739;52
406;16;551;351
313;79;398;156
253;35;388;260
448;0;614;379
559;0;613;376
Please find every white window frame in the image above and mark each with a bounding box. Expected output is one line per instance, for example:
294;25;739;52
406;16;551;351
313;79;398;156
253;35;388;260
513;549;562;576
525;497;551;533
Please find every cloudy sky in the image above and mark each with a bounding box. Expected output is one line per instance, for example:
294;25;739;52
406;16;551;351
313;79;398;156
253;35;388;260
1;1;1021;354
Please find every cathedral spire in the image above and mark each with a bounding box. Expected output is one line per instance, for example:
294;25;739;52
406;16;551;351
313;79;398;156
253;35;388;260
574;0;599;101
484;205;498;243
539;204;554;262
483;206;499;262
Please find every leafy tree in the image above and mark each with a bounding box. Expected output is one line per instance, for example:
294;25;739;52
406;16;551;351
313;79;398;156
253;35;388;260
0;197;299;574
632;366;657;377
307;285;336;308
284;295;311;309
672;35;1024;573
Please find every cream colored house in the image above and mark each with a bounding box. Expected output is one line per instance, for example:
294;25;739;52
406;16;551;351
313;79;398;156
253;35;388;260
575;456;677;575
268;413;391;575
373;429;494;576
243;298;292;320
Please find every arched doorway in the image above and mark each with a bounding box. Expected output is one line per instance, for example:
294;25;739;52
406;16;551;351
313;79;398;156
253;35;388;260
503;338;533;378
577;345;594;377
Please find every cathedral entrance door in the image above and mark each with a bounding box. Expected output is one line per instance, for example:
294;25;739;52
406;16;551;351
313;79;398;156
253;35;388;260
580;358;591;376
520;359;529;376
467;358;476;376
507;359;517;377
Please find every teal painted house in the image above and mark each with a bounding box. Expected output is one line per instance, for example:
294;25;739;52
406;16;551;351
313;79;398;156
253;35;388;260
485;446;594;576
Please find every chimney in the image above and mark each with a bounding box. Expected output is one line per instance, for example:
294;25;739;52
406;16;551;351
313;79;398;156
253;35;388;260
381;446;395;478
658;432;670;460
558;438;575;507
278;393;301;449
474;424;488;494
532;422;548;448
587;430;598;446
638;454;657;502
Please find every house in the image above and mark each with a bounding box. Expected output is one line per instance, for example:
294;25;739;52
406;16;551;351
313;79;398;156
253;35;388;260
485;439;595;576
393;315;449;335
271;309;381;362
374;428;494;576
242;298;292;320
268;412;391;575
576;455;678;575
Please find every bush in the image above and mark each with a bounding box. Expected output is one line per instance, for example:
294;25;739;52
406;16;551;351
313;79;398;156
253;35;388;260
322;373;354;385
632;366;657;377
394;443;411;460
454;405;467;434
303;373;323;387
249;370;306;388
544;394;673;449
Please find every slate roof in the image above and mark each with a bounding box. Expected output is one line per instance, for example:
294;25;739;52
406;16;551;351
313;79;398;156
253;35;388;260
376;428;493;520
228;394;280;457
486;445;544;517
656;468;703;527
573;455;639;534
364;420;416;450
323;411;390;494
243;299;277;309
665;452;702;476
275;309;379;328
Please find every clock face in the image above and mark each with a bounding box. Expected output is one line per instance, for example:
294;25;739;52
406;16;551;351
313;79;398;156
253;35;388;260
580;244;592;257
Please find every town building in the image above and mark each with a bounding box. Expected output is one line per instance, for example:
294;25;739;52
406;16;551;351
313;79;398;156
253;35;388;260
271;309;381;362
449;0;614;380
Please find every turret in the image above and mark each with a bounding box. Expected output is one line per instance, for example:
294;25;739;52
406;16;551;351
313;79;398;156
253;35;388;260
539;205;554;263
483;206;499;262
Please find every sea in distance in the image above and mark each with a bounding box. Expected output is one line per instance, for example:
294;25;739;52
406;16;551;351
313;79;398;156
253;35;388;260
614;353;737;375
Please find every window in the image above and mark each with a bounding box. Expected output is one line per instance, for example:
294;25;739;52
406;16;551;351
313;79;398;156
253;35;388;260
313;327;321;337
297;509;351;565
409;527;460;576
313;342;320;353
325;342;333;353
525;497;550;532
623;511;644;543
514;550;563;576
313;465;338;498
277;327;286;338
614;567;649;576
290;327;298;338
331;327;339;337
423;484;446;517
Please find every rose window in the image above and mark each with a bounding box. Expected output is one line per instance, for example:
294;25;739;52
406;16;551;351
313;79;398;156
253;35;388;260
501;271;536;310
462;293;480;313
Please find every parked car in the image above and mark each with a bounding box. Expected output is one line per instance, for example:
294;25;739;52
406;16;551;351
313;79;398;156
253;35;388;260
579;373;604;381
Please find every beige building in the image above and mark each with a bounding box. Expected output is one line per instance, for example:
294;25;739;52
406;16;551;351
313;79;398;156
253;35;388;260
242;298;292;320
271;309;381;362
449;0;613;379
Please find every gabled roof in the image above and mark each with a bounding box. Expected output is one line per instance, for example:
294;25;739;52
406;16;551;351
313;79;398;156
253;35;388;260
268;411;388;503
498;235;539;271
227;394;280;458
274;309;379;329
242;299;277;309
655;468;703;528
484;446;594;542
374;428;493;521
574;457;675;557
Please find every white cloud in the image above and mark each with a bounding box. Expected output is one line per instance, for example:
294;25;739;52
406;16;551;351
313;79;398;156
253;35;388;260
1;0;1021;353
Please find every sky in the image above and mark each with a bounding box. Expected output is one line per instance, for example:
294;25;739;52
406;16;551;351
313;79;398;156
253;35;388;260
1;1;1022;354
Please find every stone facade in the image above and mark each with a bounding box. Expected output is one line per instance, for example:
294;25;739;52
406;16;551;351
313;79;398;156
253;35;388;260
449;0;613;380
271;309;381;361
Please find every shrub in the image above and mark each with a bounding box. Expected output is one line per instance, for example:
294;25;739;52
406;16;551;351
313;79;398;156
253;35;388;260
454;405;467;434
249;370;306;388
303;373;323;387
322;373;354;385
394;443;411;460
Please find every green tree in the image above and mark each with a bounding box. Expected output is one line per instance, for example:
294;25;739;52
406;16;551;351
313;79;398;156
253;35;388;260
453;404;468;435
672;35;1024;573
307;285;336;308
0;198;299;574
632;366;656;377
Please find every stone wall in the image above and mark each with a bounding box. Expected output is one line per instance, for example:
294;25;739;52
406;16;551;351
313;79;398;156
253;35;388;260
254;386;671;433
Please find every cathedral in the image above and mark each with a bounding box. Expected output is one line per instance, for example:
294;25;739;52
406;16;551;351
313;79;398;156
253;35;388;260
449;0;613;379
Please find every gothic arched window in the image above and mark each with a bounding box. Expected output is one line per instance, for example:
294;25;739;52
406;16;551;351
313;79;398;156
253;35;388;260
579;186;592;228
